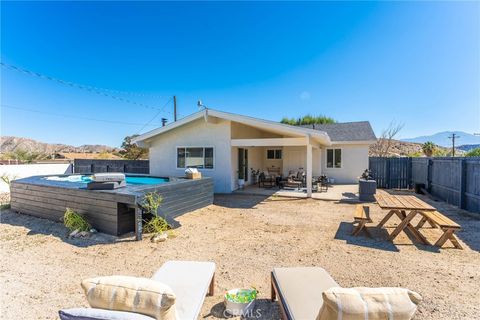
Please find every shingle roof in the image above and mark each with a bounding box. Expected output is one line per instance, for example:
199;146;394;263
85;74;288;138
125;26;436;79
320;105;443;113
300;121;377;142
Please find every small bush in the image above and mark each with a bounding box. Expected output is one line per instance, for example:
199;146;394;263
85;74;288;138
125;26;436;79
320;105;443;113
466;148;480;157
141;192;163;216
143;215;170;235
63;208;91;232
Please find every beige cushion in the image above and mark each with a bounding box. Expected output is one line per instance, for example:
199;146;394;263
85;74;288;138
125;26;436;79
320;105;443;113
273;267;339;319
81;276;176;320
317;287;422;320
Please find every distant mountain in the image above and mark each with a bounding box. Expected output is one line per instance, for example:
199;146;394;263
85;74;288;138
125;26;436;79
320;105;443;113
369;139;455;157
456;144;480;152
401;131;480;147
0;136;119;154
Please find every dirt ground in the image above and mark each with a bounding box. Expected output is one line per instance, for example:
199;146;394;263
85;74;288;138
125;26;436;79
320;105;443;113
1;191;479;320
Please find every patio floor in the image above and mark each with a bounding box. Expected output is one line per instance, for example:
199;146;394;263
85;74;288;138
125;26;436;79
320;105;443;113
233;183;359;201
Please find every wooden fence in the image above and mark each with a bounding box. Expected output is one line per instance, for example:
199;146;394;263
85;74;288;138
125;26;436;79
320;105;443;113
73;159;149;174
369;157;412;189
369;157;480;214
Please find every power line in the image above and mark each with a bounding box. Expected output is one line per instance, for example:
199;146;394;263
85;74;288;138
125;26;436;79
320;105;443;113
1;104;161;127
137;97;173;134
1;62;171;113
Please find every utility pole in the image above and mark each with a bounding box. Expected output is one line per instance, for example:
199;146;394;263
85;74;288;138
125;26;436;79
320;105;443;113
173;95;177;122
161;118;168;127
448;133;460;157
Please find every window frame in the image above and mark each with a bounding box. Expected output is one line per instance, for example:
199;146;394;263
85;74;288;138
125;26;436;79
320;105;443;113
266;148;282;160
176;146;215;170
326;148;342;169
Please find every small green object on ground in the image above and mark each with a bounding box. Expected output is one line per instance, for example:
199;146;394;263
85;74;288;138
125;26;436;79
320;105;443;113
225;288;258;303
63;208;91;232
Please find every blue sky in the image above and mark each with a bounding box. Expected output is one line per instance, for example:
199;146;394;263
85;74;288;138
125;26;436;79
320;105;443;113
1;1;479;147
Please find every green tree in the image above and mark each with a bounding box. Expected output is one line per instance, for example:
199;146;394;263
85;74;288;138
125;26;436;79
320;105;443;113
422;141;436;157
280;114;336;126
466;148;480;157
119;135;149;160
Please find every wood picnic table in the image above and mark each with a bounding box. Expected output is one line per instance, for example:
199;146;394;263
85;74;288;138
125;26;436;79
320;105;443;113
375;191;436;245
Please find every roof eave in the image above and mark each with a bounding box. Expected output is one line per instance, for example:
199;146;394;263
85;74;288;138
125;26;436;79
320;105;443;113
331;140;377;145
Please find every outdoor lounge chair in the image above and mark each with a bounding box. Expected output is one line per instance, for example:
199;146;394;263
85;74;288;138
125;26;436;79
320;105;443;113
59;260;215;320
271;267;421;320
271;267;339;320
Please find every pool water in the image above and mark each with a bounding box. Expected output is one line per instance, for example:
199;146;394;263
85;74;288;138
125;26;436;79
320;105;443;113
45;175;168;185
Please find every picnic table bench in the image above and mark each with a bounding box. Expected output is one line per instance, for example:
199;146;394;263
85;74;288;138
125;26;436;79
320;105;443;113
374;191;463;249
352;205;372;237
416;211;462;249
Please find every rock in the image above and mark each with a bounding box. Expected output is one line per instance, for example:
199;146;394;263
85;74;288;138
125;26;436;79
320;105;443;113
69;229;79;238
151;233;168;243
77;231;90;238
90;228;97;233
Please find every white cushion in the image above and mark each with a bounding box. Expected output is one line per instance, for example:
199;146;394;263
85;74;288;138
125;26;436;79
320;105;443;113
92;173;125;182
151;261;215;320
59;308;155;320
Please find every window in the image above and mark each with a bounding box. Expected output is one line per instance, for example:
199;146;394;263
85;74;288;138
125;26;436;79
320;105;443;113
326;148;342;168
177;147;214;169
267;149;282;159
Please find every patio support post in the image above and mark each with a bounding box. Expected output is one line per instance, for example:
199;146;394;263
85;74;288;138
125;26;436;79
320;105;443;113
306;136;313;197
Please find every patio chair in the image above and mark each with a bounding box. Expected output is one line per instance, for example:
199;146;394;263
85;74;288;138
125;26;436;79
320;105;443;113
317;175;329;192
259;172;276;188
271;267;422;320
59;261;215;320
282;176;302;190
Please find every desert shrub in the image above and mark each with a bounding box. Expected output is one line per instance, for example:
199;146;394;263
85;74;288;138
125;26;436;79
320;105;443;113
143;215;170;234
1;174;17;186
63;208;91;232
140;191;170;235
466;148;480;157
141;192;163;216
407;151;423;157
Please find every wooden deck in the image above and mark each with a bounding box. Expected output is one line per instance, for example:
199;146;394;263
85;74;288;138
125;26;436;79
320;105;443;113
10;175;214;236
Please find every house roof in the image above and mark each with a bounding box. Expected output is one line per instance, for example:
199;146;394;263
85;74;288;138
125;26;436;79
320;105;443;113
300;121;377;143
132;108;332;146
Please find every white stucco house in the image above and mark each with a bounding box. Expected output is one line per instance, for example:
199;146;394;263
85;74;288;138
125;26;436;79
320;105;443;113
132;109;377;197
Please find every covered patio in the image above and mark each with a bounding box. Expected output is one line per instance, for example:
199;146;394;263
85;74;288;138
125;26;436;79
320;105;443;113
233;183;359;201
230;119;331;198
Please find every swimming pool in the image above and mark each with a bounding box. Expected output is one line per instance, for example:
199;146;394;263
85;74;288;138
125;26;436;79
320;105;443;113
44;174;169;185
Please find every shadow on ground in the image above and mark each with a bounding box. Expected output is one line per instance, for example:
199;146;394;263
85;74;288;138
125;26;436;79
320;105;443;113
334;221;400;252
207;299;279;319
214;193;304;209
1;210;120;248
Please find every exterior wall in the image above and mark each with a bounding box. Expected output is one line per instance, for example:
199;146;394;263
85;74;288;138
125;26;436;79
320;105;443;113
281;146;322;177
282;146;305;176
321;144;370;183
148;118;232;193
230;122;281;190
0;163;73;193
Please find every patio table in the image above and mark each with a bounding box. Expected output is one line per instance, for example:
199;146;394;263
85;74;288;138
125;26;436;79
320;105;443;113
375;191;436;245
